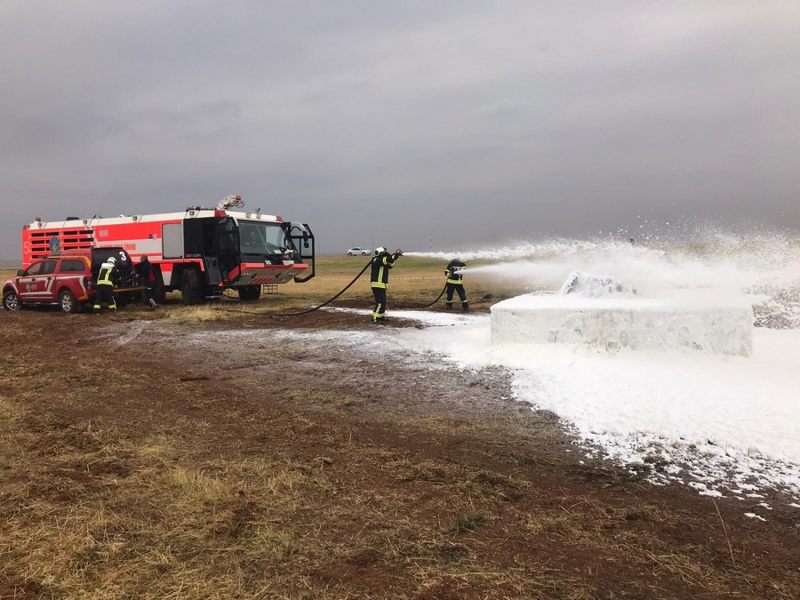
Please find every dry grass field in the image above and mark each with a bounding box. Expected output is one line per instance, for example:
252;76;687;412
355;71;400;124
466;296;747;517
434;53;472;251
227;255;516;311
2;257;800;599
2;255;513;317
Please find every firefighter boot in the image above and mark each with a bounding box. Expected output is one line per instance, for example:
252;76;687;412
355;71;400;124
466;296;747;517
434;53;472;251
462;302;469;312
446;302;453;310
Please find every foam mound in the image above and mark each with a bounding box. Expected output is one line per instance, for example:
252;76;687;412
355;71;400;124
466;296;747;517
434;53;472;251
491;272;754;356
559;270;638;297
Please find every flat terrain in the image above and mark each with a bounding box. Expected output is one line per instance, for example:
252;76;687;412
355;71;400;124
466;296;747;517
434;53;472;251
1;258;799;599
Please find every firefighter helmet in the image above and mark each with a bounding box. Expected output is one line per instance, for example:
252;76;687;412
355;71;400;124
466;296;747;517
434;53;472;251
375;246;386;255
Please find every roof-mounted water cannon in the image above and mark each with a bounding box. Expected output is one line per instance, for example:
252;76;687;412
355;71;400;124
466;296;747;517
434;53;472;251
217;194;244;210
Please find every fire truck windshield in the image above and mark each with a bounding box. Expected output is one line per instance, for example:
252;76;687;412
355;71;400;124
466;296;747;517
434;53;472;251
238;221;288;258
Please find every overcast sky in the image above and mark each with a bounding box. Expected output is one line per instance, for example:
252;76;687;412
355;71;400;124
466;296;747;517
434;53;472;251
1;1;798;258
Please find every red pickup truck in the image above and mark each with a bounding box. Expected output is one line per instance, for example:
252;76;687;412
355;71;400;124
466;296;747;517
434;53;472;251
3;247;141;313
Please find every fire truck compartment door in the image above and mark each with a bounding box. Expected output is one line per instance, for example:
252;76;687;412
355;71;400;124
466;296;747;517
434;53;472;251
162;223;184;259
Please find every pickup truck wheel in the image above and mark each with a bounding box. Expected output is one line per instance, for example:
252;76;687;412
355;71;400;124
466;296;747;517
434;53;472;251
181;269;204;305
3;289;21;311
59;289;78;313
238;285;261;301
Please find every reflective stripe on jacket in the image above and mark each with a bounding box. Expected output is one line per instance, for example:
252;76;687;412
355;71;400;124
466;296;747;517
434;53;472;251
370;253;397;289
97;263;115;287
445;259;466;285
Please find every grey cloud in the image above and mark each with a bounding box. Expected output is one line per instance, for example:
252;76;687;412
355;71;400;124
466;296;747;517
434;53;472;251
1;1;798;259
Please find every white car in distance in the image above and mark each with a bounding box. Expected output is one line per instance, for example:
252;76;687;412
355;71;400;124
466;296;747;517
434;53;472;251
346;247;371;256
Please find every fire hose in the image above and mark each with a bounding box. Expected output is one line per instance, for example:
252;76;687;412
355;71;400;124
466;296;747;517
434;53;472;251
399;283;447;309
271;259;373;317
229;258;448;318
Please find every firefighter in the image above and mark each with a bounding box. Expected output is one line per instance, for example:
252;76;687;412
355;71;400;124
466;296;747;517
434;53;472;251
370;246;402;324
444;258;469;311
136;256;158;308
93;256;117;313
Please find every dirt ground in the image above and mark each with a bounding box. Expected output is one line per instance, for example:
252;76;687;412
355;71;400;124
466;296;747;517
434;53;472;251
1;304;800;599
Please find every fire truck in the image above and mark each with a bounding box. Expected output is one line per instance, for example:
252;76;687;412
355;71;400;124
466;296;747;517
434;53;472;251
20;196;315;303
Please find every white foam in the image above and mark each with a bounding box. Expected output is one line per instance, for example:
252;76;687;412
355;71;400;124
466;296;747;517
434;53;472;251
326;307;485;327
386;313;800;498
744;512;768;521
201;230;800;500
409;234;800;328
231;315;799;499
490;290;754;356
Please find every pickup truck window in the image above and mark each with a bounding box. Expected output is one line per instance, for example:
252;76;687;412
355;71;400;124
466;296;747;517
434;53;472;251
60;260;86;272
24;262;43;276
40;260;58;275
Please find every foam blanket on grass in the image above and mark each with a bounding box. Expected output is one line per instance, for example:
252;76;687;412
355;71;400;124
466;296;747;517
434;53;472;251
491;293;754;356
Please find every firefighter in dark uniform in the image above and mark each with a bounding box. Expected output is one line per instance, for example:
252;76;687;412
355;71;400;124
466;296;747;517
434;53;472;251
445;258;469;311
370;246;402;324
135;256;158;308
93;256;118;313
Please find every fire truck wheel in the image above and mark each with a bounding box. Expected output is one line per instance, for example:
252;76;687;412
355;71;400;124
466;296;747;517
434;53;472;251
59;289;78;313
181;269;204;305
3;289;22;311
238;286;262;301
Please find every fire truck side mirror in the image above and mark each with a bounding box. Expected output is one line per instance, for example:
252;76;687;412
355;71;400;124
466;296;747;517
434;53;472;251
17;269;25;276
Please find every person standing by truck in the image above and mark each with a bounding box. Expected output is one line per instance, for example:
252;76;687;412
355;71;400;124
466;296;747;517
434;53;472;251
370;246;402;324
444;258;469;311
135;256;158;308
93;256;118;313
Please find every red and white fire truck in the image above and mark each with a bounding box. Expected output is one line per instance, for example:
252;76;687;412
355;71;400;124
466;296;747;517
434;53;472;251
20;196;315;303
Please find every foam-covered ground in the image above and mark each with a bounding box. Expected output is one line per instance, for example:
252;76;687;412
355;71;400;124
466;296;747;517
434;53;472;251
336;234;800;509
327;307;800;506
491;292;754;356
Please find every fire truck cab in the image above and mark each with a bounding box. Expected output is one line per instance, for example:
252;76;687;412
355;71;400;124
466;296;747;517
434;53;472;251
20;196;315;304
